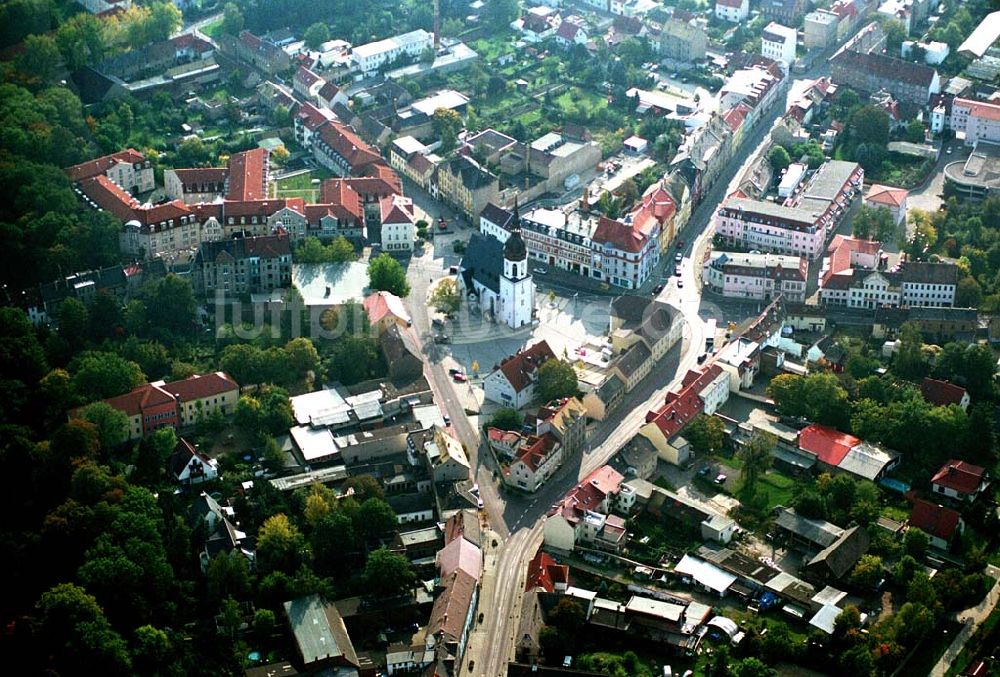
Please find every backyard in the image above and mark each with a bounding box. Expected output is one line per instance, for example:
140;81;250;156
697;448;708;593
272;167;335;201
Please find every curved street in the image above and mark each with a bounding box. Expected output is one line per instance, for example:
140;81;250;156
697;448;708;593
402;56;835;676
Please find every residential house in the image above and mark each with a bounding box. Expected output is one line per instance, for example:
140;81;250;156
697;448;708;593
715;0;749;23
221;30;292;75
543;465;627;552
190;492;250;571
73;372;239;441
921;378;971;410
317;80;349;110
435;155;499;220
702;251;808;302
607;296;683;390
351;29;433;75
379;325;424;385
436;535;483;582
168;437;219;485
524;550;569;593
830;50;940;106
950;97;1000;146
591;215;660;290
661;13;708;63
804;10;841;49
294;102;338;150
292;66;325;101
866;184;909;226
427;569;478;664
504;434;564;493
798;424;899;481
192;234;292;297
536;397;588;455
379;194;416;252
66;148;155;195
804;526;871;581
909;498;963;550
761;23;798;68
364;290;412;334
761;0;807;25
555;17;589;49
283;595;360;671
931;459;989;503
483;341;557;409
423;425;471;483
164;167;227;204
637;365;729;466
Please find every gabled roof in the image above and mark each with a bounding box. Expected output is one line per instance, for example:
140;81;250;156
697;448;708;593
798;424;857;467
428;570;477;642
194;234;291;265
494;341;557;394
443;509;481;548
364;291;411;326
645;365;723;441
66;148;147;182
592;216;648;253
318;80;341;101
909;498;961;540
460;232;504;294
921;377;968;407
547;465;624;524
931;459;986;495
524;550;569;593
867;184;908;208
98;382;176;418
832;50;937;89
168;437;213;480
283;594;359;667
480;202;514;229
317;120;383;170
226;148;268;201
162;372;239;401
380;194;414;225
294;66;322;88
79;175;140;222
437;534;482;581
807;525;870;579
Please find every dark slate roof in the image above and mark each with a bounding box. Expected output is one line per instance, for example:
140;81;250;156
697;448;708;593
379;324;422;364
447;155;496;190
480;202;514;229
461;232;503;294
807;525;870;579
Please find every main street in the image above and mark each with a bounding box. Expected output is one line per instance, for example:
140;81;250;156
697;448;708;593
404;56;837;676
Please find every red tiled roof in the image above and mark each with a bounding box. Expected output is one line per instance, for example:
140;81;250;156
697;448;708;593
436;535;482;581
363;290;410;326
867;184;908;208
909;498;961;540
98;382;175;417
379;194;413;224
226;148;268;201
79;175;139;222
191;202;224;222
294;66;322;88
496;341;557;394
222;198;289;219
141;199;192;226
317;178;364;220
645;365;723;440
514;433;559;472
161;372;238;401
66;148;146;182
592;216;647;254
295;101;336;130
488;427;522;446
359;162;403;195
955;97;1000;123
931;459;986;495
548;464;624;524
524;550;569;593
318;81;341;101
556;21;582;41
822;235;882;286
723;102;752;132
318;121;382;171
799;424;858;466
920;378;968;407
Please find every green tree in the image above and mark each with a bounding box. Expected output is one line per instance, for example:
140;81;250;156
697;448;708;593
430;278;462;314
904;528;929;558
142;274;196;336
489;408;523;431
894;321;926;380
353;497;397;542
221;2;244;35
37;583;131;675
342;475;385;502
368;252;410;297
284;338;321;378
328;235;356;262
253;608;276;642
768;145;791;173
206;551;252;604
850;105;890;147
537;359;578;402
905;120;926;144
327;336;382;385
131;625;172;674
432;107;462;154
852;204;896;242
792;489;826;520
146;2;182;41
956;276;983;308
19;34;62;84
483;0;520;29
59;297;91;350
850;554;884;589
80;402;128;453
71;351;145;401
684;414;726;455
256;513;307;575
731;657;776;677
739;432;775;505
303;22;330;50
882;18;907;53
363;547;415;597
894;602;935;647
313;511;357;575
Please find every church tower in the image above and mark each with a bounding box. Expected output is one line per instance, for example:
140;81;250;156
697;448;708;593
499;199;535;328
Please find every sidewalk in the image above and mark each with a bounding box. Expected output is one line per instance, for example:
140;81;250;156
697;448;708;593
930;565;1000;677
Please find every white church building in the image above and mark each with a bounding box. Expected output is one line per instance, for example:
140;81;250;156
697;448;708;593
459;205;535;328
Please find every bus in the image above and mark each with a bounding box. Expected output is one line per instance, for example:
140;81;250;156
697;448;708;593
705;318;717;350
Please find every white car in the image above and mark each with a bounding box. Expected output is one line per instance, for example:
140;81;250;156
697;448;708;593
675;252;683;262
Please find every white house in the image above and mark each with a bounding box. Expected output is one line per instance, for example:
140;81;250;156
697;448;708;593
380;194;416;253
716;0;750;23
352;29;433;75
483;341;557;409
169;438;219;485
504;434;565;493
761;23;798;68
931;459;989;502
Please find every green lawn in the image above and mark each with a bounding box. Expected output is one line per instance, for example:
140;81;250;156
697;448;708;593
274;169;334;200
757;471;797;511
201;18;224;38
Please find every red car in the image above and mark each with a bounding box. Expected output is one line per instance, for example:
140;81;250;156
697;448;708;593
452;372;468;383
676;239;685;249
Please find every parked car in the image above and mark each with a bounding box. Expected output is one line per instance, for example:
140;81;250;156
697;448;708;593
532;267;547;275
448;367;462;376
652;283;664;295
676;239;685;248
715;473;728;485
674;267;681;276
452;372;467;382
434;334;450;344
677;279;684;288
433;318;445;328
675;252;683;262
